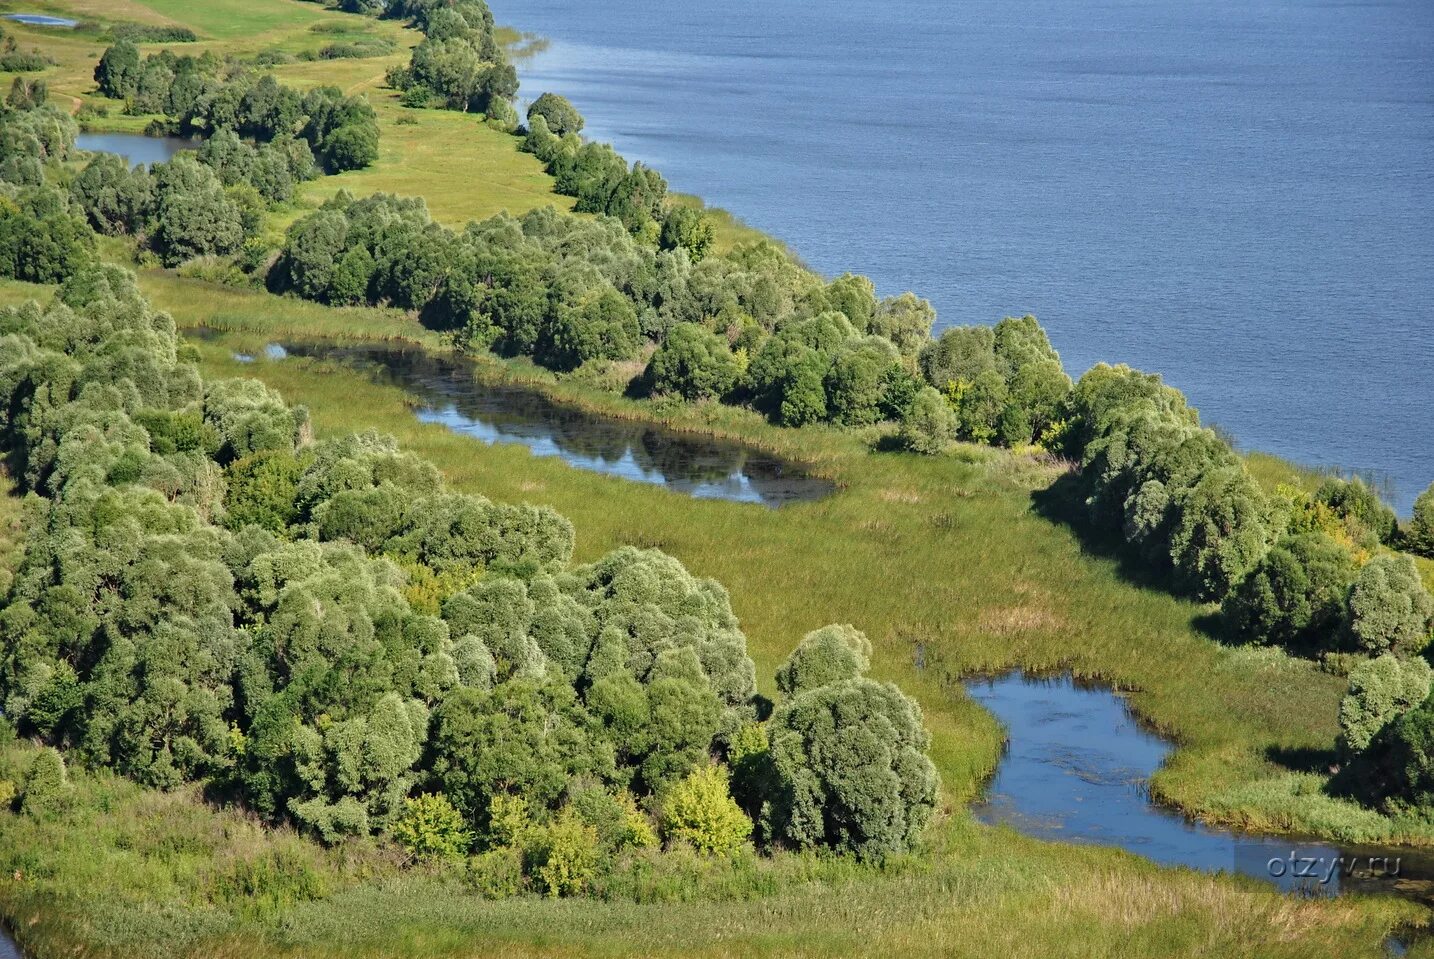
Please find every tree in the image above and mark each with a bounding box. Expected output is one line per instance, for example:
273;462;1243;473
1222;532;1357;652
767;677;938;859
871;293;935;359
1339;654;1432;758
645;322;739;400
658;205;714;263
70;153;153;235
150;156;244;265
659;764;751;856
1347;554;1434;656
1315;477;1397;546
95;41;141;99
899;386;956;454
920;325;995;391
526;92;583;136
775;624;871;697
428;681;613;824
1406;482;1434;558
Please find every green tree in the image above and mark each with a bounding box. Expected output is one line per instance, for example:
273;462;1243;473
526;92;583;136
1406;482;1434;558
767;677;938;859
94;41;141;99
151;156;244;265
1339;654;1432;758
645;322;739;400
1347;554;1434;656
898;386;956;454
775;624;871;698
1222;532;1357;652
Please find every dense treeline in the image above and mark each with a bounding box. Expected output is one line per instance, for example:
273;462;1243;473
69;130;317;265
0;267;938;883
94;42;378;172
382;0;518;121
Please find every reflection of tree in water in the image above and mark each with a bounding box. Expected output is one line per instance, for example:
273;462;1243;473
634;426;744;486
270;339;834;506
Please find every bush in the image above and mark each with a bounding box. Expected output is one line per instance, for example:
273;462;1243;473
660;765;752;857
523;809;601;896
645;322;740;400
1315;477;1397;546
1407;483;1434;558
898;386;956;454
767;677;938;859
20;748;69;817
1339;654;1433;758
526;92;583;136
775;624;871;697
1347;554;1434;656
392;793;474;863
465;846;524;898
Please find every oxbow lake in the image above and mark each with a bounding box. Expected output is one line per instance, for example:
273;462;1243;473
75;133;194;169
505;0;1434;512
967;673;1434;902
226;338;834;507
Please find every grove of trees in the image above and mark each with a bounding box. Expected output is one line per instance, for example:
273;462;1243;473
0;263;941;887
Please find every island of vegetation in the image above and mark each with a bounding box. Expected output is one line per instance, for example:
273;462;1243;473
0;0;1431;957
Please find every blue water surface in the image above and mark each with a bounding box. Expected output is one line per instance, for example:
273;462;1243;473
504;0;1434;510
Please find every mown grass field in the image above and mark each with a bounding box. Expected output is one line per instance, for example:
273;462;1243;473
0;0;1432;955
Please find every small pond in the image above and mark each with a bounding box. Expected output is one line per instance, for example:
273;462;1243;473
75;132;194;169
230;339;835;507
967;673;1434;902
2;13;76;27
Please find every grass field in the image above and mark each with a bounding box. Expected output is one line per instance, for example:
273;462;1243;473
0;0;1432;955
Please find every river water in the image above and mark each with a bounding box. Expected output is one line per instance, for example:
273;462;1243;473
968;673;1434;901
503;0;1434;512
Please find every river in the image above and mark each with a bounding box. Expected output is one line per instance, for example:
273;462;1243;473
502;0;1434;512
968;673;1434;902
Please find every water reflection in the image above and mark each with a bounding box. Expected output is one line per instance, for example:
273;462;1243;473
967;673;1434;902
263;341;833;507
75;132;194;169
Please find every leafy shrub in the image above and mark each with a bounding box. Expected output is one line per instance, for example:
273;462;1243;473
1347;554;1434;656
660;764;751;857
392;793;473;862
465;846;524;898
1339;654;1433;758
523;809;601;897
899;386;956;454
20;748;69;817
775;624;871;698
1406;483;1434;558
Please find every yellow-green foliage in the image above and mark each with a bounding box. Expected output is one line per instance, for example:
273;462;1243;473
660;764;752;857
392;793;473;863
523;809;601;897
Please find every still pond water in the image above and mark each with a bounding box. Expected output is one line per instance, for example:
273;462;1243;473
505;0;1434;512
251;340;834;507
75;132;193;168
968;673;1434;901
